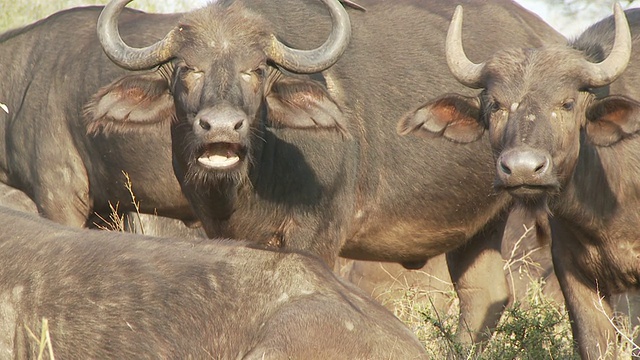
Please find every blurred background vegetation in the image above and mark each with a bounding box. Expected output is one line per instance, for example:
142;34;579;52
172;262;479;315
0;0;206;32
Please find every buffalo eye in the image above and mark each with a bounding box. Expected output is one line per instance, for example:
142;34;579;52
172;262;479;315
180;64;200;76
490;101;502;113
242;66;266;83
179;65;204;88
253;67;265;78
561;99;575;111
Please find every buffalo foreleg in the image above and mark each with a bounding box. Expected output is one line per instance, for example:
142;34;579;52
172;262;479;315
446;218;509;348
551;220;619;360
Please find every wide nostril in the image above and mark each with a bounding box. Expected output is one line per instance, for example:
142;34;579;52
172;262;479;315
233;119;244;131
534;159;548;174
499;161;512;175
198;119;211;131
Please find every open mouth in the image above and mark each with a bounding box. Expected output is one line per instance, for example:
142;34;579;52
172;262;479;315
196;143;246;170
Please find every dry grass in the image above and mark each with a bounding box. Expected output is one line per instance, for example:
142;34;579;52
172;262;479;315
381;273;572;358
376;237;640;359
92;171;144;233
25;318;55;360
593;289;640;359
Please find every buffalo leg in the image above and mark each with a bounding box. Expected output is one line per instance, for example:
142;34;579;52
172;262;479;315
446;218;508;347
551;220;618;360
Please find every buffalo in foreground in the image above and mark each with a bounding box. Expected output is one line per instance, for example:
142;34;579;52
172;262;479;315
400;4;640;358
0;205;427;359
88;0;565;344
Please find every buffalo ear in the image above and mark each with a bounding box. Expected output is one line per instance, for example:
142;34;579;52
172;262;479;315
265;77;349;137
397;94;484;143
585;95;640;146
84;71;175;136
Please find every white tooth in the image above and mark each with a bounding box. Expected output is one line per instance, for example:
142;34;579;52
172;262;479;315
198;154;240;169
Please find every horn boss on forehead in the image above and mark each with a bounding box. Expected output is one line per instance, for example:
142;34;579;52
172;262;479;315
97;0;351;73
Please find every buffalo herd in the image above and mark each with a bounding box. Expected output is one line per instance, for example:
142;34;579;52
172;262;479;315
0;0;638;358
400;3;640;358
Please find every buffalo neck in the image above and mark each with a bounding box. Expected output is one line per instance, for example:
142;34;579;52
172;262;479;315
550;131;640;233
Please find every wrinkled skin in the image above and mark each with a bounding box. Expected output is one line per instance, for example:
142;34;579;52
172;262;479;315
0;205;426;359
88;0;565;344
400;7;640;358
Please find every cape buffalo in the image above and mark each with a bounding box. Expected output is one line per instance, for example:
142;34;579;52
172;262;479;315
0;0;351;228
87;0;565;344
399;4;640;358
0;6;190;227
0;205;427;359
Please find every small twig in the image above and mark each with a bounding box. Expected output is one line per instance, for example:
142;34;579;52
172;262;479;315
93;201;125;232
504;224;542;303
122;171;144;235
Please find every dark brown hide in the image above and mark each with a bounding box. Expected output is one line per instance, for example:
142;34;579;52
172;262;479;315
86;0;565;345
401;6;640;358
0;7;193;227
337;208;565;317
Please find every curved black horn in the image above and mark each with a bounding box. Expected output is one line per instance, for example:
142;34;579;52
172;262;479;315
581;3;632;88
97;0;179;70
266;0;351;73
445;6;486;89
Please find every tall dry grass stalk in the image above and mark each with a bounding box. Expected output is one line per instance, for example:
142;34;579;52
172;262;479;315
25;318;55;360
